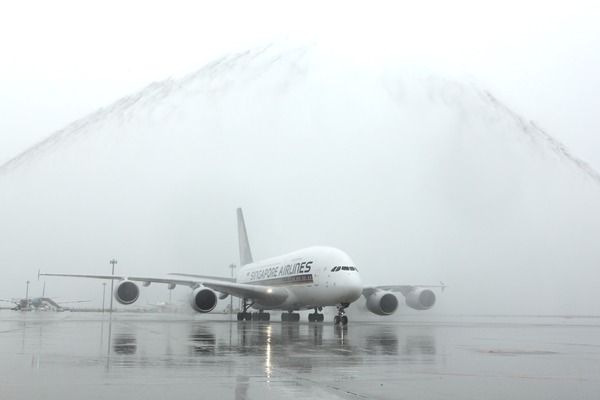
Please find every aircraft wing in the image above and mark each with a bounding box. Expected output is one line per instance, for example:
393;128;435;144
39;273;202;288
363;282;447;297
39;272;289;307
169;273;236;282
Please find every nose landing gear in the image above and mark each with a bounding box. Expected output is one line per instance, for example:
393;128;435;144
334;303;349;325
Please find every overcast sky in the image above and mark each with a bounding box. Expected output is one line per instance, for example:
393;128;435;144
1;0;599;169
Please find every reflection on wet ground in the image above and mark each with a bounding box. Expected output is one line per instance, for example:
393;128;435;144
1;312;599;399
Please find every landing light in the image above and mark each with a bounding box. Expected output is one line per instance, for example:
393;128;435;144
267;288;273;294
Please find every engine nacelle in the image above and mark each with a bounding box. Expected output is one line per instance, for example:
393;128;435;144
189;287;218;313
366;291;399;315
114;280;140;305
405;288;436;310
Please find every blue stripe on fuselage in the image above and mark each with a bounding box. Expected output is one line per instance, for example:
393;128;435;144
242;273;313;286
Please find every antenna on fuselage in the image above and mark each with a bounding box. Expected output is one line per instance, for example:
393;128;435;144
237;208;254;266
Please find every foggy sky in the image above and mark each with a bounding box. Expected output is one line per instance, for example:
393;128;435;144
1;2;600;316
1;41;599;316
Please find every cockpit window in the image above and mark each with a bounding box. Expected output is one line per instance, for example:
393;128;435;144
331;266;358;272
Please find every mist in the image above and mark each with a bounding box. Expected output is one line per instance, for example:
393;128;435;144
1;41;599;316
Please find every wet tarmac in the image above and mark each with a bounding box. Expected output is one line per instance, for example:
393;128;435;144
1;311;599;399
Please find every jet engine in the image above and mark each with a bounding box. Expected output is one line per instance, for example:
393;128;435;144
365;291;399;315
189;287;218;313
405;288;436;310
114;280;140;305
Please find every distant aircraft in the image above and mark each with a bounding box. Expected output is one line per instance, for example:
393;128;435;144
40;208;445;325
1;282;90;311
0;298;33;311
0;297;89;311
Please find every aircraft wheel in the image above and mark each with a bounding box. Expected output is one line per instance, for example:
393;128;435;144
334;316;340;325
308;313;315;322
341;316;348;325
237;313;243;321
281;313;288;322
317;314;324;322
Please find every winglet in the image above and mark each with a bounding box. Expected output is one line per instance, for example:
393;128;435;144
237;208;254;266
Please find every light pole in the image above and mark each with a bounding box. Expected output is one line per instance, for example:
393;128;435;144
102;282;107;313
25;280;30;310
228;264;236;314
109;259;117;313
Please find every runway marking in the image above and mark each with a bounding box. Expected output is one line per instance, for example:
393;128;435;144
291;375;371;399
421;371;594;383
476;348;558;355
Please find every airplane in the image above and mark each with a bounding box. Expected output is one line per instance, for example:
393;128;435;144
0;297;89;311
0;298;34;311
1;282;90;311
40;208;445;325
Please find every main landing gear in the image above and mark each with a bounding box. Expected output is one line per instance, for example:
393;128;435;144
334;303;349;326
308;307;324;323
252;311;270;321
236;299;271;322
237;301;349;325
281;311;300;322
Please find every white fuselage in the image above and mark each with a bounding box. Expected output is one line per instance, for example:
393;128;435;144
235;246;363;311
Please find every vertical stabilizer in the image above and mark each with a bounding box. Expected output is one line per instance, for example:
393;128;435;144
237;208;254;266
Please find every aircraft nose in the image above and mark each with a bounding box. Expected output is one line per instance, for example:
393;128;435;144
346;273;363;302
